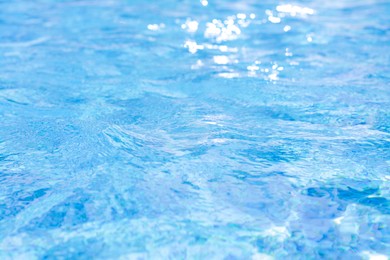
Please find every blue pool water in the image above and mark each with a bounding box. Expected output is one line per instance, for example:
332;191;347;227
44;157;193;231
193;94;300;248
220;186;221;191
0;0;389;258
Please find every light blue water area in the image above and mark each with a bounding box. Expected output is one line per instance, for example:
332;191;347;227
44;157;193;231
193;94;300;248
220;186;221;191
0;0;389;258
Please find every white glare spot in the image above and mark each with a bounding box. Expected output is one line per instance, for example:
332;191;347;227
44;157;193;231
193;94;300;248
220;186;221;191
205;22;221;37
276;4;315;16
263;226;289;241
268;16;281;23
191;60;204;69
361;251;388;260
184;40;204;54
306;35;313;42
247;65;260;71
218;72;239;78
283;25;291;32
211;138;227;144
333;216;344;225
204;18;241;42
213;55;229;65
219;45;228;52
237;13;246;19
147;23;165;31
181;19;199;33
201;0;208;6
268;72;278;81
250;13;256;19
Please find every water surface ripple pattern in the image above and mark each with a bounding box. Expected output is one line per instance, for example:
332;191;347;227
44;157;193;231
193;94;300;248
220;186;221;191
0;0;389;258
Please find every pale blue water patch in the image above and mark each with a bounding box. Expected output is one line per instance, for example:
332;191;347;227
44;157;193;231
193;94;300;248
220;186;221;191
0;0;389;259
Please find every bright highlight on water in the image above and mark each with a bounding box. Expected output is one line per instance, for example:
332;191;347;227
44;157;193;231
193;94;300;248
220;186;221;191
0;0;389;258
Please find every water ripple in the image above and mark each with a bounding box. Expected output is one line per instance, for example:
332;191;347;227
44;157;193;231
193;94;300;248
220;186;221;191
0;0;389;258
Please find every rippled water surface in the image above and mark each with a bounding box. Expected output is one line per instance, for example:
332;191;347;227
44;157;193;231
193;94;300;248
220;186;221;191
1;0;389;259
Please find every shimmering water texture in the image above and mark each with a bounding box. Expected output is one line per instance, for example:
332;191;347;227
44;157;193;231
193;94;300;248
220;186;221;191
0;0;389;259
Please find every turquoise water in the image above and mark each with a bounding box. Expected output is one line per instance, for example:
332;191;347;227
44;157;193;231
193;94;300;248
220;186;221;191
0;0;389;259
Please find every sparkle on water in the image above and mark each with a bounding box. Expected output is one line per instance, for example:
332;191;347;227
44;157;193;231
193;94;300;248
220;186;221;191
0;0;389;259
